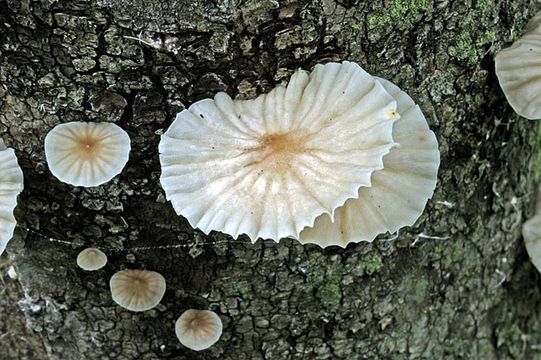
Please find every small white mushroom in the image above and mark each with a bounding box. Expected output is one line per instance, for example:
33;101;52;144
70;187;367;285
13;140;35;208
299;78;440;246
7;265;17;280
175;309;223;351
44;122;131;187
159;61;399;242
109;269;166;312
522;185;541;273
0;139;24;255
76;247;107;271
495;12;541;119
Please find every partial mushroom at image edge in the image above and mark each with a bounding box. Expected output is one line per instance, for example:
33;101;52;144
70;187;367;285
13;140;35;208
0;138;25;255
522;185;541;274
495;11;541;120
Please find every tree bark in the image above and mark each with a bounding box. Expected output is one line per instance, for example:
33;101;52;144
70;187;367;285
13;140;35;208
1;0;540;359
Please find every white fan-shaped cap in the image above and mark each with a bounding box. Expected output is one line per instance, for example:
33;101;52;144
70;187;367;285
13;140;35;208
76;247;107;271
299;78;440;247
175;309;223;351
0;139;24;255
159;61;399;241
45;122;131;187
110;269;166;312
522;185;541;274
495;14;541;120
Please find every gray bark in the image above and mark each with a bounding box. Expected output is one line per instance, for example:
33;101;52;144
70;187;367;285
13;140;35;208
1;0;540;359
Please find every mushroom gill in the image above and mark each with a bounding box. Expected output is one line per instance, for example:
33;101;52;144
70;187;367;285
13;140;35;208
0;139;24;255
495;11;541;120
76;247;108;271
45;121;131;187
175;309;223;351
109;269;166;312
299;78;440;247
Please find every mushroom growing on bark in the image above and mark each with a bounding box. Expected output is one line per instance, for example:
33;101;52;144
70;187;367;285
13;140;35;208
109;269;166;312
76;248;108;271
44;121;131;187
159;61;399;242
0;139;24;255
522;185;541;274
495;11;541;119
175;309;223;351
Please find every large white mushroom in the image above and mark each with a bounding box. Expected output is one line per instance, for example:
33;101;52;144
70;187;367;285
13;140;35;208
0;139;24;255
299;78;440;246
159;61;399;242
495;11;541;119
44;121;131;187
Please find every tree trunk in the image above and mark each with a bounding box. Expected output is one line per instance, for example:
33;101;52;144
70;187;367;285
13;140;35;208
1;0;540;359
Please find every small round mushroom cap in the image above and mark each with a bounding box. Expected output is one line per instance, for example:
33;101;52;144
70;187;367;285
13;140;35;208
159;61;399;241
495;15;541;119
522;185;541;274
76;248;107;271
175;309;223;351
110;269;166;312
299;78;440;247
0;140;24;255
45;122;131;187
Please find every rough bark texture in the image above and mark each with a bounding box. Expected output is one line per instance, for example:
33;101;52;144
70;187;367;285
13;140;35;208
1;0;541;359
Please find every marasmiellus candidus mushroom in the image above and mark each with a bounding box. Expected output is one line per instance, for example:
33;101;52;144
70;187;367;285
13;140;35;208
522;185;541;274
159;61;399;242
175;309;223;351
110;269;166;312
45;122;131;187
495;12;541;120
0;138;24;255
299;78;440;247
76;247;107;271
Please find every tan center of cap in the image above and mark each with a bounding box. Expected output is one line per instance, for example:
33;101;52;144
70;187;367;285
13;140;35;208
76;136;101;160
244;131;309;172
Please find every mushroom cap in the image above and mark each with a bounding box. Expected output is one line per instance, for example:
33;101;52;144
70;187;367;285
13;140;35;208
522;215;541;274
76;247;107;271
44;122;131;187
0;141;24;255
159;61;398;241
175;309;223;351
299;77;440;247
495;18;541;119
522;185;541;274
110;269;166;312
525;11;541;34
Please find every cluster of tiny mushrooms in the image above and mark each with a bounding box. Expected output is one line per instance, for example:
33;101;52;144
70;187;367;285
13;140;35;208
1;11;541;350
